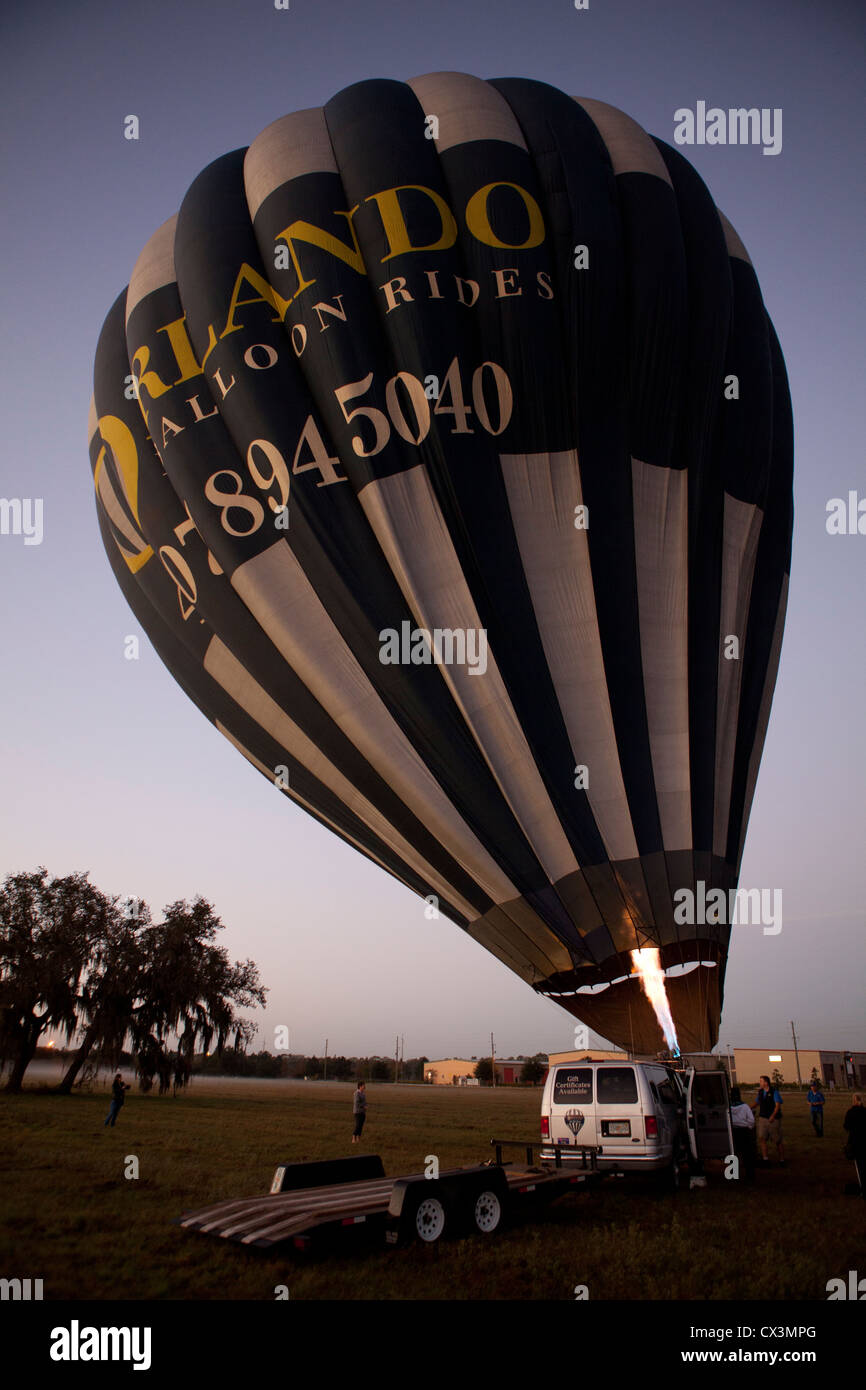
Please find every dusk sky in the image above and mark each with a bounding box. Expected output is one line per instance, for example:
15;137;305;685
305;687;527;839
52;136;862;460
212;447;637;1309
2;0;863;1062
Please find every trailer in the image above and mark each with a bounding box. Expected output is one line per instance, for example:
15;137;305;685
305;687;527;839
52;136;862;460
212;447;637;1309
177;1140;602;1252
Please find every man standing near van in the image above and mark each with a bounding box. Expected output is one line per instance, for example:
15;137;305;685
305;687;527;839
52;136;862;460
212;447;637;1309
753;1075;784;1165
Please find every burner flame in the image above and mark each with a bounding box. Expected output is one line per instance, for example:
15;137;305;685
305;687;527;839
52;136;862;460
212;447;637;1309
630;948;680;1055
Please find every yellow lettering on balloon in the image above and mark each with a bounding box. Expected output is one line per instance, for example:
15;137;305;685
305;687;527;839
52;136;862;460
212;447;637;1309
274;211;364;301
464;182;545;250
157;316;204;384
92;414;153;573
221;263;291;339
364;185;458;262
94;415;142;525
129;344;171;423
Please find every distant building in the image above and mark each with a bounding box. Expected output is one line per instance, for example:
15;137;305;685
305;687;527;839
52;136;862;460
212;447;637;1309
425;1058;539;1084
493;1060;531;1085
548;1049;628;1067
730;1048;866;1088
425;1047;866;1088
424;1059;478;1085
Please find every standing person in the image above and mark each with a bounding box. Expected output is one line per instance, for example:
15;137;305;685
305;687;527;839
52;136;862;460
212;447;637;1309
752;1075;785;1165
104;1072;129;1128
351;1081;366;1145
729;1086;757;1183
843;1093;866;1197
806;1080;826;1137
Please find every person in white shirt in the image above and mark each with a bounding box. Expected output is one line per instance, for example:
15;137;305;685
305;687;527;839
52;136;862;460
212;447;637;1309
729;1086;756;1182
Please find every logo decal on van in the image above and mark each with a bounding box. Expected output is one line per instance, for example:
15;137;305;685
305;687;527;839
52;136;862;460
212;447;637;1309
565;1109;585;1136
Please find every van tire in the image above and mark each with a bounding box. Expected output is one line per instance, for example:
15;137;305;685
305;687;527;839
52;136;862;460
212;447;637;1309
655;1157;680;1195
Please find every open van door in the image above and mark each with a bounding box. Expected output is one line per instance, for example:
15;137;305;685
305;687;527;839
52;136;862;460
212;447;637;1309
686;1070;733;1162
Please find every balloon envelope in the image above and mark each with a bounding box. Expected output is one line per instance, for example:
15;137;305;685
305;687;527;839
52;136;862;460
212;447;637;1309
89;74;793;1054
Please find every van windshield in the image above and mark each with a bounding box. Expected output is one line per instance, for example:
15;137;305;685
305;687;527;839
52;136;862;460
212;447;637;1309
597;1068;638;1104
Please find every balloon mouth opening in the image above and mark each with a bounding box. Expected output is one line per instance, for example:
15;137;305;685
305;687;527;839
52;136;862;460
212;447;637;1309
540;941;724;998
538;941;724;1053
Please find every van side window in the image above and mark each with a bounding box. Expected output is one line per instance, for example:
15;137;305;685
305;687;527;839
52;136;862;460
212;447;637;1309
597;1068;637;1104
657;1080;678;1107
552;1068;593;1104
693;1073;728;1106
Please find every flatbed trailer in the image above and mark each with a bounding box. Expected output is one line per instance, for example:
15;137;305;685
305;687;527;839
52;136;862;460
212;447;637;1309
177;1140;601;1251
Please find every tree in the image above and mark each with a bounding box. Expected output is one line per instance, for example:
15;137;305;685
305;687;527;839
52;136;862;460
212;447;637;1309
131;898;265;1093
520;1056;547;1085
0;869;110;1092
474;1057;495;1084
57;898;151;1094
772;1067;784;1089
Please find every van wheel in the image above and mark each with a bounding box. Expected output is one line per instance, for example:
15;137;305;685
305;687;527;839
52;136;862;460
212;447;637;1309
656;1158;679;1194
472;1188;503;1235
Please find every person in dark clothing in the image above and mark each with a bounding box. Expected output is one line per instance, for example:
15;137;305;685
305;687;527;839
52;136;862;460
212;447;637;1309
729;1086;757;1183
104;1073;129;1128
351;1082;366;1144
752;1075;784;1164
806;1080;826;1137
843;1093;866;1197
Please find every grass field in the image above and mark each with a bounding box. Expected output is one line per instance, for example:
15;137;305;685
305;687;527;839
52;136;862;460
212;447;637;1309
1;1077;862;1301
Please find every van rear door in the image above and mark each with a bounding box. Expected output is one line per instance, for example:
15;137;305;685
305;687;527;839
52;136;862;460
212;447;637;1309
595;1066;643;1160
687;1070;733;1161
547;1066;596;1151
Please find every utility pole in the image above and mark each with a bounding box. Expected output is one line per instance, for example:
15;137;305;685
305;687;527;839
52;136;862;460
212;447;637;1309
490;1032;496;1089
790;1021;802;1086
324;1038;328;1082
394;1035;399;1083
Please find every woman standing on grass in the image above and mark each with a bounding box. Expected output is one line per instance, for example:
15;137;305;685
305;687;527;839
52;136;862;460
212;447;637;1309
352;1081;366;1145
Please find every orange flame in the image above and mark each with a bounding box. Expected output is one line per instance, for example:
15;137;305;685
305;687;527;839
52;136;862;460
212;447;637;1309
630;948;680;1054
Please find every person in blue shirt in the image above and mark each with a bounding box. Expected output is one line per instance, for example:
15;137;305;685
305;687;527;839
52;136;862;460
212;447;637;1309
806;1080;826;1137
752;1075;785;1165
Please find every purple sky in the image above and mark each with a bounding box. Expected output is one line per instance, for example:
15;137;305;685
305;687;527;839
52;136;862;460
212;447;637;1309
1;0;863;1060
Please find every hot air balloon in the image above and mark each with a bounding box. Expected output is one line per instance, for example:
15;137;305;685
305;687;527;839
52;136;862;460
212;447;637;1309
88;74;793;1056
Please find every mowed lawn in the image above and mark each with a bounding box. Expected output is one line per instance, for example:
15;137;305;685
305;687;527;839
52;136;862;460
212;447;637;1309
1;1078;862;1301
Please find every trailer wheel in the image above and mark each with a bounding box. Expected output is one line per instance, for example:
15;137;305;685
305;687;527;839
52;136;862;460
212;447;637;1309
413;1194;447;1243
472;1188;502;1235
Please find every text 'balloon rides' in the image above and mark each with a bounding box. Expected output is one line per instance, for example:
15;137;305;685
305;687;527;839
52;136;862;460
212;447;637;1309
89;74;793;1055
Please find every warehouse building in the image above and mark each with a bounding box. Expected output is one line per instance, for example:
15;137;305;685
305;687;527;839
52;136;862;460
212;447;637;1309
426;1048;866;1087
729;1048;866;1088
424;1058;539;1084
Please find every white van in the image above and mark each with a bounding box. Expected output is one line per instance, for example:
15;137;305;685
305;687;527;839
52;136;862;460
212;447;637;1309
540;1059;732;1177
